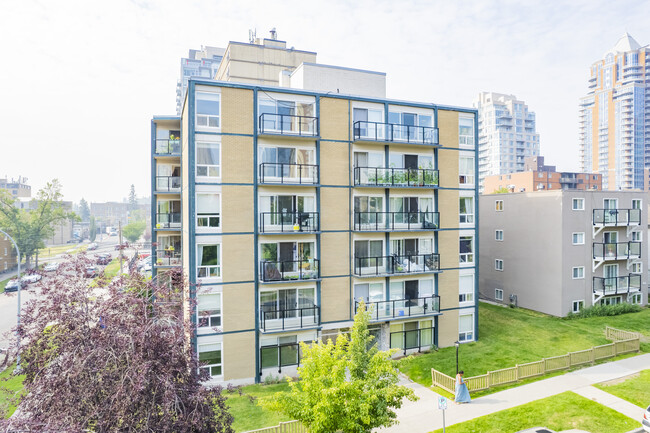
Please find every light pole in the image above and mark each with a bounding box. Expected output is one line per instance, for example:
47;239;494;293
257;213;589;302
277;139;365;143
0;229;21;371
455;341;460;374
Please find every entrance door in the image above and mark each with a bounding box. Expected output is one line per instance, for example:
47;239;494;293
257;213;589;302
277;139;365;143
279;242;294;272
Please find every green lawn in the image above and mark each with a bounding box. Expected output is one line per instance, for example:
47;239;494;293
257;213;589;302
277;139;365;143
38;244;86;259
0;273;25;293
227;382;292;433
431;391;637;433
399;302;650;388
103;258;122;279
0;366;25;418
595;369;650;409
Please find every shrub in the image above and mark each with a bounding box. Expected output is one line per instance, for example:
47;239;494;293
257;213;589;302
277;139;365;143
565;303;642;319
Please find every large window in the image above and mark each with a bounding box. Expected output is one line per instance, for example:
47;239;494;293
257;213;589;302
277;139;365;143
260;288;316;317
196;142;220;178
197;244;221;278
459;236;474;263
198;343;222;378
572;300;584;313
459;197;474;224
197;194;220;229
354;108;384;139
196;92;220;128
459;156;474;186
459;117;475;146
198;293;222;330
390;320;434;350
458;314;474;341
354;283;384;303
495;289;504;301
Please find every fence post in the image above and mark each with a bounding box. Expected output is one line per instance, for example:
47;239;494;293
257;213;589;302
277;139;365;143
614;341;618;356
515;364;519;381
591;347;595;364
541;358;546;374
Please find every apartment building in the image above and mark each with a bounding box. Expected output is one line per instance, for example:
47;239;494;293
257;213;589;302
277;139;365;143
579;33;650;190
0;176;31;198
176;46;225;115
0;234;17;273
152;72;478;385
479;190;647;317
483;156;602;193
474;92;540;191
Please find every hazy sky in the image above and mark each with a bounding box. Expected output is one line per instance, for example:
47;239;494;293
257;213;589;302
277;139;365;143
2;0;649;203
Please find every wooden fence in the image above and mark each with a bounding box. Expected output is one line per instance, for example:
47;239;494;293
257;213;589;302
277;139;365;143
244;421;307;433
432;327;641;394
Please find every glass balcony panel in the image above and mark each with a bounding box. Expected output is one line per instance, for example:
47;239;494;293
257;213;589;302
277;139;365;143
353;121;438;145
260;259;320;282
259;113;318;136
260;212;319;233
260;306;320;331
354;254;440;276
155;139;181;155
259;163;319;185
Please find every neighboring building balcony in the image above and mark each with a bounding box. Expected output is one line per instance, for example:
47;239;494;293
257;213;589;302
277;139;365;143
353;121;439;146
593;209;641;226
155;249;181;267
260;259;320;282
155;176;181;193
259;305;320;332
155;212;181;229
258;163;319;185
354;254;440;277
353;167;439;188
259;211;319;233
154;138;181;156
260;342;302;373
592;242;641;261
353;211;439;232
390;326;435;356
356;295;440;322
259;113;319;137
593;275;641;296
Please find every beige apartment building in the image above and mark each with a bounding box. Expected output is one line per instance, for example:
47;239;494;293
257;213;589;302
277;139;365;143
0;234;17;273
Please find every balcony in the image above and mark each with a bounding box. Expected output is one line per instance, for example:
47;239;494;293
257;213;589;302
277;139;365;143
592;242;641;261
155;249;181;267
354;254;440;277
260;259;320;282
260;305;320;332
258;163;319;185
155;176;181;193
356;295;440;321
390;326;435;355
155;212;181;229
259;113;318;137
593;275;641;296
259;211;319;233
354;211;439;232
155;138;181;156
260;342;302;373
593;209;641;226
353;121;439;146
354;167;438;188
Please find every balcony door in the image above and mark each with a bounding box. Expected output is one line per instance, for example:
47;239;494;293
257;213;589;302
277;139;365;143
604;264;618;292
355;240;383;272
354;108;383;139
354;196;384;228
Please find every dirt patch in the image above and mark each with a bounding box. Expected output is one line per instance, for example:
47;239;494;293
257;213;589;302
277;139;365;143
598;372;640;386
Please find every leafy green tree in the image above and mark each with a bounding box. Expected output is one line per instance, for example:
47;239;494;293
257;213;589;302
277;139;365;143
78;198;90;222
89;216;97;242
264;302;417;433
122;220;145;243
0;179;77;268
493;186;511;194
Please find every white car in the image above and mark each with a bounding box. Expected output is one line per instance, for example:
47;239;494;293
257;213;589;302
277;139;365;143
44;262;60;272
642;404;650;432
21;274;42;284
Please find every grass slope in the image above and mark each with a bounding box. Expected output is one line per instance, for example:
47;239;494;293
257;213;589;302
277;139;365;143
595;369;650;409
431;391;637;433
227;382;292;433
0;366;25;418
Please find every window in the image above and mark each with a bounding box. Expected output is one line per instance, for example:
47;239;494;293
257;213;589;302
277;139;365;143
572;232;585;245
495;200;503;211
632;199;642;210
572;267;584;279
198;293;222;330
390;319;434;350
632;231;642;242
459;117;475;146
601;296;621;306
354;283;384;303
196;142;220;177
459;236;474;263
572;198;584;210
459;156;474;186
198;343;222;378
572;300;584;314
3;247;6;256
197;194;220;229
495;230;503;241
196;92;220;128
631;262;642;273
495;289;503;301
495;259;504;271
458;314;474;342
197;244;221;278
459;197;474;224
630;293;642;305
459;274;474;304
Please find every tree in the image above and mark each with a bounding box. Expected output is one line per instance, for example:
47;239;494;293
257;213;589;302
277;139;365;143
264;302;417;433
493;186;511;194
129;184;137;211
1;258;235;433
89;216;97;242
78;198;90;222
122;220;146;243
0;179;77;269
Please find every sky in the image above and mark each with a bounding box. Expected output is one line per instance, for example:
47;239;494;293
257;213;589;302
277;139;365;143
2;0;649;203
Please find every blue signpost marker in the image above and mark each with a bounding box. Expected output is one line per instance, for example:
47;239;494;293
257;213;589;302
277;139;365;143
438;396;448;432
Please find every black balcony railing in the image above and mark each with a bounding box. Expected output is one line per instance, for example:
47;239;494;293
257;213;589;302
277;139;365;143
354;211;439;231
593;209;641;226
356;295;440;321
390;326;435;356
593;274;641;295
354;167;439;187
354;254;440;277
156;212;181;228
259;211;319;233
260;342;305;374
353;121;439;145
259;113;319;136
155;249;181;266
258;163;319;184
260;305;320;331
155;138;181;155
260;259;320;282
155;176;181;192
592;242;642;260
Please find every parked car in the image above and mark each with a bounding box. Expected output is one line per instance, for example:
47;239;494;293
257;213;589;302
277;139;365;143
642;404;650;432
96;253;112;265
21;274;42;284
114;242;130;251
87;243;98;251
4;279;20;293
44;262;60;272
85;266;98;278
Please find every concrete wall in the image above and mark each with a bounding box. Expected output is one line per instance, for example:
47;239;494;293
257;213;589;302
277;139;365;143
290;63;386;98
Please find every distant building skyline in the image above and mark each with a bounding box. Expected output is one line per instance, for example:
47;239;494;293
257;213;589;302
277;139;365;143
175;46;225;115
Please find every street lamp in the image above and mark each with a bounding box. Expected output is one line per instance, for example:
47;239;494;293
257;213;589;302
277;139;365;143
455;341;460;374
0;229;21;371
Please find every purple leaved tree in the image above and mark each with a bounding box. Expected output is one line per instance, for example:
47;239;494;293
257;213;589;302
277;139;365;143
1;255;234;433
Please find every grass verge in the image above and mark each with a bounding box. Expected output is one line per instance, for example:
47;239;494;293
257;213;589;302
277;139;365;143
431;391;637;433
595;368;650;409
0;366;25;418
227;382;292;433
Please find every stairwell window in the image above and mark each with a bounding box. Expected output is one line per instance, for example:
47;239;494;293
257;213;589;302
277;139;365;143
572;232;585;245
572;198;584;210
458;314;474;342
571;300;584;313
459;197;474;224
572;267;584;279
459;236;474;264
495;230;504;241
631;262;642;273
495;200;503;211
196;92;220;128
495;259;504;271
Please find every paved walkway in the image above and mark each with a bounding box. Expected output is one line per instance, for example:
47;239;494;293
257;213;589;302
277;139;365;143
377;353;650;433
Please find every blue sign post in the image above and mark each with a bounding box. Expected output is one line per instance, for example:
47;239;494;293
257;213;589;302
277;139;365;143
438;396;448;432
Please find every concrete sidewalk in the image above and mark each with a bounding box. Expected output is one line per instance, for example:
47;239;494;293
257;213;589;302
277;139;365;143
378;353;650;433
